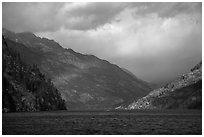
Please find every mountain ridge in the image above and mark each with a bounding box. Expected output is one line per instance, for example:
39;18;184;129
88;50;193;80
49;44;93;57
119;61;202;110
3;28;153;110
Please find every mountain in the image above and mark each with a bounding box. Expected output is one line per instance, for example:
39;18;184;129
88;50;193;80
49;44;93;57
2;36;66;112
3;28;153;110
122;61;202;110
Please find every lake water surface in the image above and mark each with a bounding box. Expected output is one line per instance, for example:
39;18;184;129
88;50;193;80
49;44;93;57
2;110;202;135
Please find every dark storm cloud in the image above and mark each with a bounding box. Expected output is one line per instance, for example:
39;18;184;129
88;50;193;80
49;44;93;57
3;2;128;32
131;2;201;18
2;2;65;32
63;3;127;30
2;2;201;32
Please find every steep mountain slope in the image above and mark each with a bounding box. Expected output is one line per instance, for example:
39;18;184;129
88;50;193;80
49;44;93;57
2;37;66;112
3;28;153;109
123;61;202;110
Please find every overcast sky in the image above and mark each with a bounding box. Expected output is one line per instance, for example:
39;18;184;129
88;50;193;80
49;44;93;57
2;2;202;83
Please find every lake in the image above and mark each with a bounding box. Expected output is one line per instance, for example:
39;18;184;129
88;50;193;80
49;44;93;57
2;110;202;135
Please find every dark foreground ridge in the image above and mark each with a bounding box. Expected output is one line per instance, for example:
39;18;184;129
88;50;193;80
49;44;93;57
2;110;202;135
2;36;66;112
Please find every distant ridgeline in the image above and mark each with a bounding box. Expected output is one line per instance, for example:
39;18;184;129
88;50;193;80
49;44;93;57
116;61;202;110
2;36;66;112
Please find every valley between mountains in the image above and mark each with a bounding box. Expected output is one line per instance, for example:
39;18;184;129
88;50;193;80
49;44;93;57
2;28;202;112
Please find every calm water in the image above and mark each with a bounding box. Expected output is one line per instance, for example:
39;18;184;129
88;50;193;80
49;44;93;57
2;110;202;135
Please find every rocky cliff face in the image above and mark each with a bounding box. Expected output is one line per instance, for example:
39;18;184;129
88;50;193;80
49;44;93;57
3;28;153;110
2;37;66;112
123;61;202;110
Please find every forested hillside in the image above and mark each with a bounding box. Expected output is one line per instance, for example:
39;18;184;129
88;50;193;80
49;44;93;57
2;36;66;112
